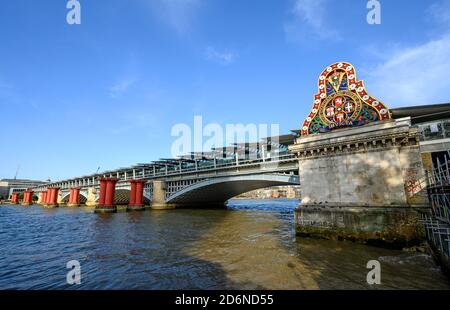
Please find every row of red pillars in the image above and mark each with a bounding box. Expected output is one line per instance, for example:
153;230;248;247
13;179;145;211
95;178;146;213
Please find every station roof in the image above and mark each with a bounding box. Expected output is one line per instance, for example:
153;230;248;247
390;103;450;124
262;134;298;146
41;133;300;185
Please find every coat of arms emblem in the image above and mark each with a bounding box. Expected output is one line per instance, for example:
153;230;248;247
301;62;391;135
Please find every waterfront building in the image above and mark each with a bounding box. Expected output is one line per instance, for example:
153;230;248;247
0;179;49;199
391;104;450;171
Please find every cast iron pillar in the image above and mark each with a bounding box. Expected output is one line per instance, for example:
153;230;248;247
68;188;81;207
95;178;118;213
127;180;146;211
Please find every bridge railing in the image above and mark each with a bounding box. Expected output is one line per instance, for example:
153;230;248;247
142;154;297;179
420;212;450;263
426;154;450;224
421;152;450;269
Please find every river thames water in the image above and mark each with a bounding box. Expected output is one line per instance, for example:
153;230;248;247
0;199;449;290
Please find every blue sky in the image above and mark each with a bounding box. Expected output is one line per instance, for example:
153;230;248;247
1;0;450;181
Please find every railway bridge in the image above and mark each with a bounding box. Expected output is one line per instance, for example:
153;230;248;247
27;139;299;212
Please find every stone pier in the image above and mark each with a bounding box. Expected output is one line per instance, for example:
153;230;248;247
151;180;175;210
85;188;97;207
37;191;47;205
290;119;428;247
289;62;429;248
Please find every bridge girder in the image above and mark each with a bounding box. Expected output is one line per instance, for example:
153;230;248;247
166;174;300;205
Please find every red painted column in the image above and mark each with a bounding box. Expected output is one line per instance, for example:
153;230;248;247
68;188;80;207
11;193;19;204
46;189;51;204
22;190;34;206
24;191;29;205
44;190;50;204
54;188;60;206
129;182;136;207
104;179;117;206
46;188;59;207
135;181;145;207
98;179;107;207
41;191;48;205
74;188;80;205
47;188;54;205
22;192;27;205
128;180;146;211
42;190;46;204
96;178;118;213
68;189;73;204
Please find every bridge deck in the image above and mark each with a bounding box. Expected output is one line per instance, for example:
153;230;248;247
32;154;298;192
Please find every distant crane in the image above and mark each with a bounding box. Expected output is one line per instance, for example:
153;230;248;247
14;164;20;180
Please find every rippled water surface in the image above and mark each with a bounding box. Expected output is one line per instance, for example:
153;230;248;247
0;199;449;290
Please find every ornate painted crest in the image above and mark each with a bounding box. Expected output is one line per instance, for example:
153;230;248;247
301;62;391;136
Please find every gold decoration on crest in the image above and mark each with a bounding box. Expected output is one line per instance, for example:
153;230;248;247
328;71;345;92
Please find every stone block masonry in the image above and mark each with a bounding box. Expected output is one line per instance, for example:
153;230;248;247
289;118;429;247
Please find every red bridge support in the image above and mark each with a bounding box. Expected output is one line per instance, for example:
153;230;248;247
22;190;34;206
11;192;20;204
68;188;81;207
40;191;48;205
95;178;118;213
128;180;146;211
46;188;59;208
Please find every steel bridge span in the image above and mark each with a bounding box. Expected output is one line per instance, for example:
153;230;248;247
28;152;299;211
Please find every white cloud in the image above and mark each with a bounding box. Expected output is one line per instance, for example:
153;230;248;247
284;0;339;42
358;1;450;107
146;0;202;35
109;77;137;98
362;35;450;107
205;47;237;65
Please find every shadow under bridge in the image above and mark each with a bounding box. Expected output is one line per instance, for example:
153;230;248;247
165;174;300;206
